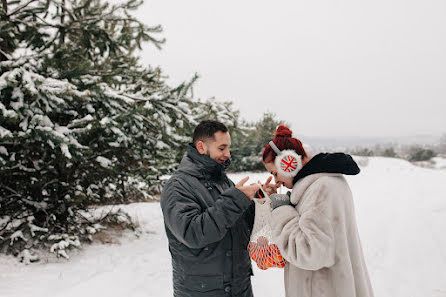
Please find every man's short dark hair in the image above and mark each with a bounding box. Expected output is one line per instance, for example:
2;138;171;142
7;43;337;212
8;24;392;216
193;120;228;145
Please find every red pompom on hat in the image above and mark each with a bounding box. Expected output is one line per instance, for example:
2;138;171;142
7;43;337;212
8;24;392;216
274;125;292;138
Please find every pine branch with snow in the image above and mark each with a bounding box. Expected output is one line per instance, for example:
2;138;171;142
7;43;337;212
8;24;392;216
0;0;198;261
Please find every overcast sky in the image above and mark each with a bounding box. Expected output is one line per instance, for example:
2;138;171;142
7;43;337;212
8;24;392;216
134;0;446;138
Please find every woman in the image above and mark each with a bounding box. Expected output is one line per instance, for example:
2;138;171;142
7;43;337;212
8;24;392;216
261;125;374;297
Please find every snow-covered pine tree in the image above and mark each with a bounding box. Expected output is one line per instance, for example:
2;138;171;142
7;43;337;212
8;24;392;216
230;112;285;172
190;98;242;130
0;0;196;261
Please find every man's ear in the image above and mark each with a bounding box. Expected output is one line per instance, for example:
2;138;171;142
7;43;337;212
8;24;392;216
196;141;207;155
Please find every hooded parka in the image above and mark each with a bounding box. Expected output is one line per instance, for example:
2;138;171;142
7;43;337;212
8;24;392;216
161;144;255;297
271;153;374;297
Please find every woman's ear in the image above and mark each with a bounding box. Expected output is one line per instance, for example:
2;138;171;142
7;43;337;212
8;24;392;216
196;141;206;155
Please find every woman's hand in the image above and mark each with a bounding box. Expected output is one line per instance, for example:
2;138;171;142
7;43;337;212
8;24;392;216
261;176;281;196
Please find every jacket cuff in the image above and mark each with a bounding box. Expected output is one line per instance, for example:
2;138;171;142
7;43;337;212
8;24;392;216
225;187;253;210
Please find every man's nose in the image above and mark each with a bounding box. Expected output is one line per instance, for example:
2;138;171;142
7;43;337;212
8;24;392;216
224;150;231;159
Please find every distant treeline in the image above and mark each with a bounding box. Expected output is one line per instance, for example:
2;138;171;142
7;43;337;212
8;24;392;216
346;138;446;162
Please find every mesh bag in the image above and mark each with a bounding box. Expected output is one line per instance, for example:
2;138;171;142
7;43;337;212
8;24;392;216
248;189;286;270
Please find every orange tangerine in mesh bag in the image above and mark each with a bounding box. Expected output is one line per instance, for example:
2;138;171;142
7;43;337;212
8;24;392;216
265;255;276;268
268;243;279;253
248;237;286;270
276;260;286;268
274;253;284;263
269;244;284;263
256;256;268;270
248;242;257;254
252;247;260;261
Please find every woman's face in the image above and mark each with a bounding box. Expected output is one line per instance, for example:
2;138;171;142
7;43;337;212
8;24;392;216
264;162;294;189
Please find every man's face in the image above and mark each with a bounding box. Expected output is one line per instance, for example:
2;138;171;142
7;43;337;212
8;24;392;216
198;131;231;164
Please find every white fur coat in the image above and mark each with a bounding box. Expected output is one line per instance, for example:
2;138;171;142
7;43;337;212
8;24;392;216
271;173;374;297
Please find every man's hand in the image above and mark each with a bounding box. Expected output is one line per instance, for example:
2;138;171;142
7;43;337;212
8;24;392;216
236;177;260;200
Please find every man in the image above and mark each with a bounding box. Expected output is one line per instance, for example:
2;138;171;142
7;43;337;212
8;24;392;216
161;120;259;297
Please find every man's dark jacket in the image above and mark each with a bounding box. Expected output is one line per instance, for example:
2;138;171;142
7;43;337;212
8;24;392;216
161;144;255;297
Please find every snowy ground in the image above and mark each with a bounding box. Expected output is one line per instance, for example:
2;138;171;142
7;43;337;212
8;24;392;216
1;157;446;297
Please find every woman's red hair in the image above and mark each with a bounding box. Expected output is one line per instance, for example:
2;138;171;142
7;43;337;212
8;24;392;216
262;125;307;163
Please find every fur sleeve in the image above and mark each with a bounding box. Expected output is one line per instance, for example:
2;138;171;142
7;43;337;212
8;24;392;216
271;181;337;270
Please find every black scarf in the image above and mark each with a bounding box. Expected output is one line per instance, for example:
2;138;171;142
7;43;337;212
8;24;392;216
293;153;360;184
